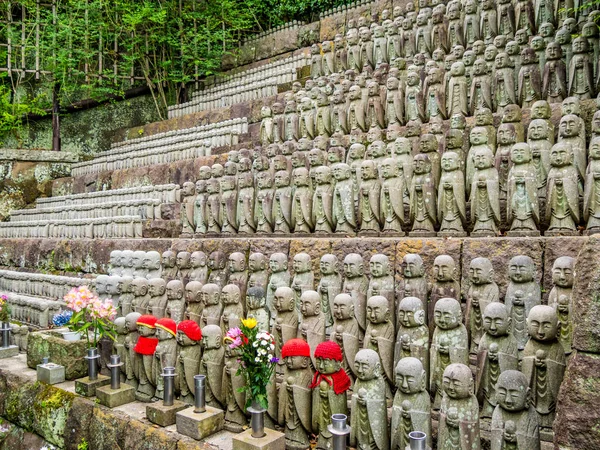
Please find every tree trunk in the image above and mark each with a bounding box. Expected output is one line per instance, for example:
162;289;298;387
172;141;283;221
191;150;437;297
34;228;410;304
52;82;61;152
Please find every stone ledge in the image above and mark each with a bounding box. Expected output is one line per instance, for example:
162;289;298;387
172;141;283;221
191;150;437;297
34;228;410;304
0;354;224;450
0;148;79;163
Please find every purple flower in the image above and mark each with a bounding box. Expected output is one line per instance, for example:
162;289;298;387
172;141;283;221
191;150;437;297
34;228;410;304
269;357;279;364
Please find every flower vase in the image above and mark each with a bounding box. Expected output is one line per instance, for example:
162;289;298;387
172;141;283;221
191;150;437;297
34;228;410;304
247;399;267;438
61;331;81;341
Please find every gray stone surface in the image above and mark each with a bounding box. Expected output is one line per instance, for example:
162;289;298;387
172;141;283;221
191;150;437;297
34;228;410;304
0;345;19;359
146;400;187;427
232;428;286;450
176;406;225;441
74;374;110;397
36;362;65;385
96;384;136;408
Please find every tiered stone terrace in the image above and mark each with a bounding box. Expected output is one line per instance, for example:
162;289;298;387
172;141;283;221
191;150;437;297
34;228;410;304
1;0;600;448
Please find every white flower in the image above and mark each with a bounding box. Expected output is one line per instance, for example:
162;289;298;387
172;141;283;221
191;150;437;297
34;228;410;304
261;340;268;346
255;357;260;363
253;341;259;347
269;344;275;351
268;354;273;360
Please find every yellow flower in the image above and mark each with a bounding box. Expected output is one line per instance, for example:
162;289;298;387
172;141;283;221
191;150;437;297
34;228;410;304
241;317;257;329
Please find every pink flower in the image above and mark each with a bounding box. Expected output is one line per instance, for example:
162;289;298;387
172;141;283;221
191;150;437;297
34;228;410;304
225;327;244;349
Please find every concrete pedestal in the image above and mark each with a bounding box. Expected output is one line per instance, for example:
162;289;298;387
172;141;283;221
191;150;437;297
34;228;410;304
232;428;285;450
37;363;65;384
96;384;136;408
146;400;187;427
74;374;110;397
176;406;224;441
0;346;19;359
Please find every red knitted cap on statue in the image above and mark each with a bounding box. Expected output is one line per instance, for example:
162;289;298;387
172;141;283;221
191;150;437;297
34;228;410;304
281;338;311;358
314;341;343;361
137;315;157;329
177;320;202;341
155;318;177;337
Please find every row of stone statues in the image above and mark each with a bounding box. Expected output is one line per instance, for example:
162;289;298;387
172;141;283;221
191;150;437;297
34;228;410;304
308;1;600;114
112;282;564;450
186;105;600;235
107;249;573;346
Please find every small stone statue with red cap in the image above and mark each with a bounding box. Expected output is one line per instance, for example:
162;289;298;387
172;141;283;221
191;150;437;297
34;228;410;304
310;341;351;450
279;338;314;450
176;320;202;404
154;317;178;401
133;314;159;402
200;324;225;409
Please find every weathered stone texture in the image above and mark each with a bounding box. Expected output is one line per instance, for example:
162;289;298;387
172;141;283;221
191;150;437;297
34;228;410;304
571;236;600;353
554;352;600;450
27;331;88;380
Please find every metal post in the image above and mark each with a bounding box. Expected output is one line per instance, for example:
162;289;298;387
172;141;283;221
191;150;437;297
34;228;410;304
107;355;123;390
409;431;427;450
42;357;49;365
0;322;10;349
328;413;351;450
194;374;206;413
85;347;100;380
162;367;176;407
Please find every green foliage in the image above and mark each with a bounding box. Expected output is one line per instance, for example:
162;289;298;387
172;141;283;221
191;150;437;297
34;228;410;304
0;0;354;141
77;439;89;450
0;73;49;146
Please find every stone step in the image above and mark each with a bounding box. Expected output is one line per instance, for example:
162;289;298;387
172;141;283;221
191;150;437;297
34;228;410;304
10;198;163;222
0;216;145;239
39;183;181;208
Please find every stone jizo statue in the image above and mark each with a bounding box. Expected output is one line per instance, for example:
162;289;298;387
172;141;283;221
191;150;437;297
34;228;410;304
438;363;481;450
476;303;519;418
279;339;314;450
350;349;389;450
310;341;351;450
430;298;469;409
521;305;566;429
505;255;541;350
391;357;432;450
466;257;500;352
491;370;540;450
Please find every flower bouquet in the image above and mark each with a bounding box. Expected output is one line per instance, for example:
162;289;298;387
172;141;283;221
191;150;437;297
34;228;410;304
0;294;10;323
55;286;118;347
224;317;278;410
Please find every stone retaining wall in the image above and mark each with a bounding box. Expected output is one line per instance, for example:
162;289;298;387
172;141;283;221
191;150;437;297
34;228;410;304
0;359;217;450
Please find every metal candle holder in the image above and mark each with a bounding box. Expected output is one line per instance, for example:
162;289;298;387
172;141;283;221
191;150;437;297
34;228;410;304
107;354;123;390
328;413;351;450
409;431;427;450
85;347;100;380
194;374;206;413
0;322;10;349
162;367;176;407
